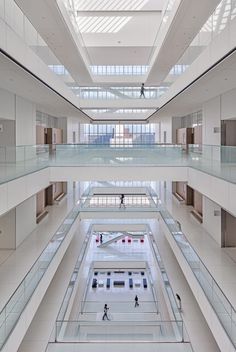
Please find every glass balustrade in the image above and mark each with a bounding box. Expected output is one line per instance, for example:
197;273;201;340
55;320;184;343
148;232;182;323
159;209;236;348
1;144;236;185
79;301;159;314
79;194;159;211
1;183;235;347
76;86;169;99
0;203;82;350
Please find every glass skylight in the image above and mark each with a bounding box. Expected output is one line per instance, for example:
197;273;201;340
90;65;149;75
48;65;69;75
76;16;132;33
202;0;232;33
70;0;148;11
84;109;150;114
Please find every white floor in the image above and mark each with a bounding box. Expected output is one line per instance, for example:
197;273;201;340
68;231;166;322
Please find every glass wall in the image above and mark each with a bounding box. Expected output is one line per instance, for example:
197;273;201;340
80;123;159;144
90;65;149;76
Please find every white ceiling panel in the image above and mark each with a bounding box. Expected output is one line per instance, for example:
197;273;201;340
86;46;153;65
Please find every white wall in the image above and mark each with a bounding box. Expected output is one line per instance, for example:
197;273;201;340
172;116;182;144
0;167;50;217
0;120;15;146
159;116;173;143
0;209;16;249
66;117;80;144
0;88;36;148
15;95;36;146
221;88;236;120
202;96;221;145
0;195;36;249
202;196;222;246
0;88;15;120
16;196;36;247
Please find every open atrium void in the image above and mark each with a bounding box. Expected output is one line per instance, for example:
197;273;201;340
1;0;236;352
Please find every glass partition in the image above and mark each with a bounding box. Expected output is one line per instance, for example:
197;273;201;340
55;320;184;343
0;203;81;350
160;209;236;348
1;144;236;185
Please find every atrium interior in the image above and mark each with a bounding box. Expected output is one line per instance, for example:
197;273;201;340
1;0;236;351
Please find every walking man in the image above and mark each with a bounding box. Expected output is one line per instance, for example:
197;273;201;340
102;303;110;320
119;194;125;208
140;83;145;98
100;233;103;243
134;295;139;307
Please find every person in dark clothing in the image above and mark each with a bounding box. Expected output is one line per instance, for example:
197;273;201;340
100;233;103;243
119;194;125;208
140;83;145;98
102;304;110;320
134;295;139;307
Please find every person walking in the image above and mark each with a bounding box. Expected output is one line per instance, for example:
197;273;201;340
100;233;103;243
102;304;110;320
119;194;125;208
140;83;145;98
134;295;139;307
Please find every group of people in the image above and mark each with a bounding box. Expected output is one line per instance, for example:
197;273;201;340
102;295;139;320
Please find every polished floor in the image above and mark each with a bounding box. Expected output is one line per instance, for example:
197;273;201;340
0;183;227;351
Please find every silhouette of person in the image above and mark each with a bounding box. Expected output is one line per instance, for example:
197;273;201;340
134;295;139;307
140;83;145;98
176;293;182;311
102;304;110;320
119;194;125;208
100;233;103;243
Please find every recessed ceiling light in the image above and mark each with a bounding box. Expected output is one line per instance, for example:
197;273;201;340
118;40;121;43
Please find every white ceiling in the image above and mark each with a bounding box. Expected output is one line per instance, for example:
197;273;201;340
86;46;153;65
146;0;222;85
80;13;162;47
63;0;165;66
69;0;166;12
150;50;236;119
0;52;89;121
12;0;234;123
